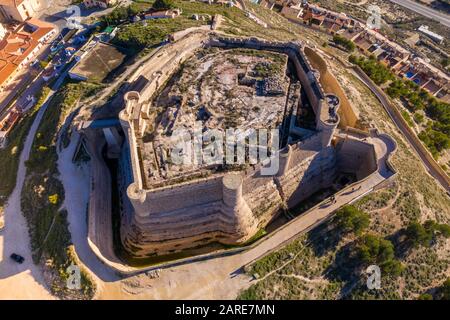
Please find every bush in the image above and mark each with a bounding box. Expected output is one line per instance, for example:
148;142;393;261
355;234;403;276
334;205;370;235
405;221;432;247
350;56;393;85
103;3;142;25
418;129;450;157
153;0;175;10
437;278;450;300
418;293;433;300
401;110;414;127
413;113;424;124
404;220;450;248
357;234;395;264
332;35;355;52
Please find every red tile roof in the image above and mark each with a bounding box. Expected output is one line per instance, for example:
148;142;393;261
0;18;55;88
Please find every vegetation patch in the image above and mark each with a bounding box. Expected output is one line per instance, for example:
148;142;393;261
350;54;450;158
332;34;355;52
21;81;101;299
0;87;51;208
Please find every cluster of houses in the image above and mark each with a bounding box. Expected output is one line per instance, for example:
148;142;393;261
0;17;56;92
0;0;57;148
254;0;449;103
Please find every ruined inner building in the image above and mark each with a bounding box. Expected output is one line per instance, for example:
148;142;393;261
114;31;379;258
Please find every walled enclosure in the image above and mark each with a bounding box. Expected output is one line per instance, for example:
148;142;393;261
117;31;379;258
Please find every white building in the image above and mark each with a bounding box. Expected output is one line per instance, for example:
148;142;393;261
83;0;117;9
0;0;41;22
0;22;6;40
418;25;444;44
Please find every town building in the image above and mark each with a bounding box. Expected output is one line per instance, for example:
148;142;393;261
143;9;182;20
0;0;40;22
301;3;354;33
83;0;117;9
0;17;55;91
280;3;303;21
418;25;444;45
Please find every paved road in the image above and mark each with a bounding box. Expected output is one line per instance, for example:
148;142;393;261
352;67;450;192
388;0;450;28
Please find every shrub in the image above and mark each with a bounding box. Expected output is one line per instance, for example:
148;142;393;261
334;205;370;235
405;221;432;247
357;234;395;264
404;220;450;248
355;234;403;276
413;113;424;124
350;56;393;85
332;35;355;52
418;293;433;300
418;129;450;157
437;278;450;300
153;0;175;10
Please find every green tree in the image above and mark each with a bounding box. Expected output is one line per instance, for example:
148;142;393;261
332;35;355;52
419;129;450;157
405;221;432;247
357;234;395;264
437;278;450;300
334;205;370;235
435;223;450;238
356;234;402;276
153;0;175;10
404;220;450;248
418;293;433;300
380;259;404;277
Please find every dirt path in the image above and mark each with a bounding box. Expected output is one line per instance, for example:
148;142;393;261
0;98;55;300
0;66;72;299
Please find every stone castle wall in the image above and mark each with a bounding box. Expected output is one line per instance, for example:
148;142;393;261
118;32;377;257
303;47;359;128
121;137;343;257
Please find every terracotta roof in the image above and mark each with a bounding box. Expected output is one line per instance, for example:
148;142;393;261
0;18;55;87
0;0;26;6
